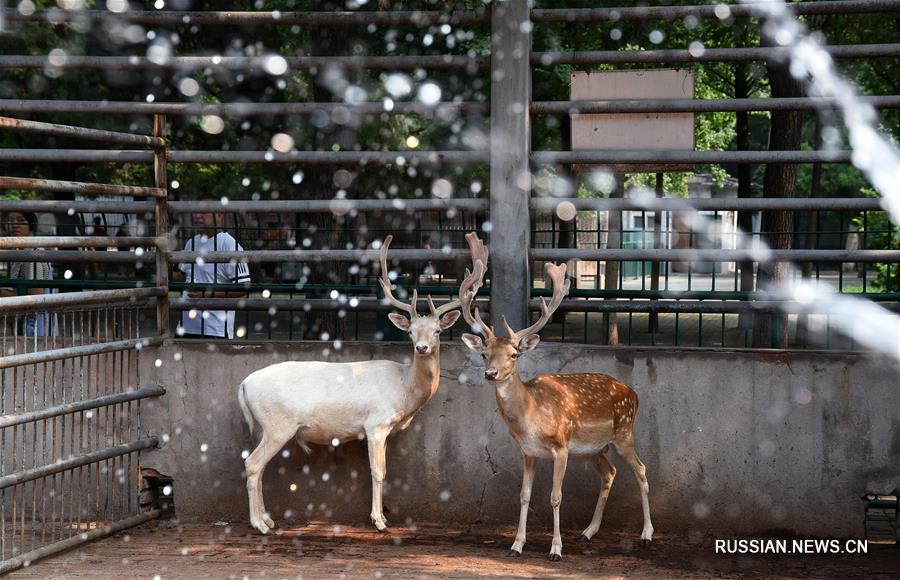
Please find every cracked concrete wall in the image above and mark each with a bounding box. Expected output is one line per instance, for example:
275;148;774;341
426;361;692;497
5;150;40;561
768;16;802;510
140;341;899;537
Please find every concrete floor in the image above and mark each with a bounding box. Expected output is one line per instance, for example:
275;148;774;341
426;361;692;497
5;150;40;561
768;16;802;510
8;521;898;579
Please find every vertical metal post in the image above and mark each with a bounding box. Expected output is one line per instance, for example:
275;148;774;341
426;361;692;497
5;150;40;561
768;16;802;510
490;0;531;332
153;115;170;338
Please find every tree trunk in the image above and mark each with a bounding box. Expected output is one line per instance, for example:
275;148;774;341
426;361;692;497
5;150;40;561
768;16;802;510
752;38;804;348
648;173;662;334
603;174;624;345
796;118;823;347
734;24;756;332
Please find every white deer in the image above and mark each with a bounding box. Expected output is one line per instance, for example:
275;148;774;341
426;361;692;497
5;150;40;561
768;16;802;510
237;233;487;534
458;260;653;561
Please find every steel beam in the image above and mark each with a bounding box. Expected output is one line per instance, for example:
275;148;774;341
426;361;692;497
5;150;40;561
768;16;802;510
489;0;531;332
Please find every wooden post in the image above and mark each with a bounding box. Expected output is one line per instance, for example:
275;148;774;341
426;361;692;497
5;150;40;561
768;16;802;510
490;0;532;333
153;114;170;338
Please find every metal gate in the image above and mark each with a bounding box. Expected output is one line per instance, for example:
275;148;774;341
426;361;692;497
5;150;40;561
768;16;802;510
0;117;169;574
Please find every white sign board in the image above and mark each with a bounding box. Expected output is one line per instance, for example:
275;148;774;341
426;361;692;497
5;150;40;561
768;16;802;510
570;69;695;172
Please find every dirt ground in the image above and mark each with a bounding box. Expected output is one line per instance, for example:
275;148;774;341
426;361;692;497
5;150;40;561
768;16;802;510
7;521;898;579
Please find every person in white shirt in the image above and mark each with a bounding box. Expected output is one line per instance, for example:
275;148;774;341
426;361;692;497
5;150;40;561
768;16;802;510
172;200;250;339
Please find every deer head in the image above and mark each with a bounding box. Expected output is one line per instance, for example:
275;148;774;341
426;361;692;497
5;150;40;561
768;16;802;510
380;233;487;356
460;261;570;382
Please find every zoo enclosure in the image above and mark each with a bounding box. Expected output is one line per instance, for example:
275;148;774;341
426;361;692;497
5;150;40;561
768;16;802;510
1;0;900;349
1;0;900;574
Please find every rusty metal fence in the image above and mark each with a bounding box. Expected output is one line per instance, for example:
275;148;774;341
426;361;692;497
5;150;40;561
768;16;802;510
0;115;168;573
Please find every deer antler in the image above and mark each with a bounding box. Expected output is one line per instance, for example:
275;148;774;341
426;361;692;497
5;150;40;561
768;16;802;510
458;232;493;338
378;235;417;315
509;262;570;341
428;231;490;318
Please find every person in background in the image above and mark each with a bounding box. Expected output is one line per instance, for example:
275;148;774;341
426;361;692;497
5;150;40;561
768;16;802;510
171;196;251;339
1;211;55;336
89;216;106;236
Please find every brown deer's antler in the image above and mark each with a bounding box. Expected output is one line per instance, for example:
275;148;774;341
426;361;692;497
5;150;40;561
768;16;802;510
458;232;493;338
378;235;417;315
508;262;570;341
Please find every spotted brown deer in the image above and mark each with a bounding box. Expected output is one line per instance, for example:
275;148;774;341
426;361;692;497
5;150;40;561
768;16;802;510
457;259;653;561
238;233;486;534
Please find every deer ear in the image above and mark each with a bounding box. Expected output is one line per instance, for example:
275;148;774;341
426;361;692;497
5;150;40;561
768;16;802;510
438;310;461;330
388;313;410;331
461;333;484;353
518;334;540;353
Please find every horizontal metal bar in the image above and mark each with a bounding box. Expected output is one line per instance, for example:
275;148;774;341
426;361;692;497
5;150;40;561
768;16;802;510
0;337;164;369
0;287;164;313
168;198;488;213
542;299;900;314
0;99;490;116
0;116;164;148
0;385;165;429
533;44;900;66
0;175;165;198
0;436;159;490
530;248;900;263
0;148;854;165
0;199;156;213
170;248;471;263
532;96;900;114
531;1;900;22
0;509;162;576
167;150;489;165
530;197;885;212
532;150;852;164
173;297;395;311
0;55;489;71
2;8;488;26
0;149;490;164
0;249;155;263
0;236;160;249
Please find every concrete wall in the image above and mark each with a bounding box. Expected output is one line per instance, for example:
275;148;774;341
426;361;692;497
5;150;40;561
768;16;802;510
140;341;900;537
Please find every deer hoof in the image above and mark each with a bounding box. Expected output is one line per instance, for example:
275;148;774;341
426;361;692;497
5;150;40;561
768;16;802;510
264;516;275;529
507;549;522;558
251;520;270;535
640;538;652;547
549;553;562;562
576;534;590;543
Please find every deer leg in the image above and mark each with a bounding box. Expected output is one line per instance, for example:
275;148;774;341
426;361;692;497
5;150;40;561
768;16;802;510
549;447;569;561
613;436;654;545
245;427;294;534
578;449;617;541
366;428;390;532
508;454;536;557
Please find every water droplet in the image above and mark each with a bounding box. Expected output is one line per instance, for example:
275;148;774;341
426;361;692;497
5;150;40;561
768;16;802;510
417;82;441;106
271;133;294;152
556;201;577;222
431;178;453;199
262;54;288;76
200;115;224;135
384;73;412;98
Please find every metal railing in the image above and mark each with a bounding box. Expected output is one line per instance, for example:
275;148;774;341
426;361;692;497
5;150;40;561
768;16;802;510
0;0;898;350
0;116;168;573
